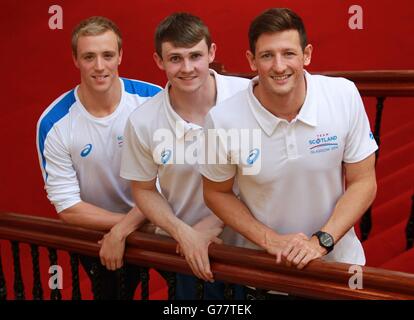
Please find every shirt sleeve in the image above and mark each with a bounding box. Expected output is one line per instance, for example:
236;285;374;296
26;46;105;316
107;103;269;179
343;83;378;163
37;125;81;213
120;118;158;181
198;112;237;182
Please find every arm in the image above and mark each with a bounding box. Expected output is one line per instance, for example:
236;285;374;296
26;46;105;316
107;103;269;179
99;206;148;270
275;153;377;269
202;176;311;267
315;154;377;246
131;179;217;282
59;201;124;231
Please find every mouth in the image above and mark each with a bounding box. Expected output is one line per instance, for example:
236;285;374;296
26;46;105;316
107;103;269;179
270;74;291;81
178;75;197;81
92;75;109;81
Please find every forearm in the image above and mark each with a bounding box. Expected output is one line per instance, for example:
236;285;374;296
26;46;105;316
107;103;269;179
322;175;377;242
59;201;124;231
133;188;189;240
204;189;277;251
109;206;148;240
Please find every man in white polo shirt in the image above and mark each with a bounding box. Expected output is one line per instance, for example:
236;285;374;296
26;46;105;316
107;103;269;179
118;13;249;299
201;8;378;296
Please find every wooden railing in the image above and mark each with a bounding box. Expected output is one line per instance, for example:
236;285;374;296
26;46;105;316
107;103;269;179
1;212;414;300
211;64;414;242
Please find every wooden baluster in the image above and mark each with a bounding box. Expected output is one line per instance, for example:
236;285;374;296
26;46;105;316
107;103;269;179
69;253;81;300
48;248;61;300
406;194;414;250
224;283;234;300
11;241;25;300
139;267;149;300
30;244;43;300
360;96;386;241
158;270;176;300
90;261;102;300
116;266;127;300
196;278;204;300
0;243;7;300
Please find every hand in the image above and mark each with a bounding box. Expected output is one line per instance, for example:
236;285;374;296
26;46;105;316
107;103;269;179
265;232;325;269
98;230;126;271
176;225;223;282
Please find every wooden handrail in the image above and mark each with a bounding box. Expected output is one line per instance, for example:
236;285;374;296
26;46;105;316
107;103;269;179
1;212;414;300
210;62;414;97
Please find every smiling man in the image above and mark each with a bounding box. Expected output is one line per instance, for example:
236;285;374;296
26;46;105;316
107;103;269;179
200;8;378;299
116;12;249;299
36;16;161;299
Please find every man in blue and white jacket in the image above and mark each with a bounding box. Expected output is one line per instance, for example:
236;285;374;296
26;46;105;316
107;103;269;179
36;16;161;299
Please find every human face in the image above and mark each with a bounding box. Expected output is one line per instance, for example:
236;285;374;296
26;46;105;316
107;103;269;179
73;30;122;95
246;30;312;99
153;39;215;94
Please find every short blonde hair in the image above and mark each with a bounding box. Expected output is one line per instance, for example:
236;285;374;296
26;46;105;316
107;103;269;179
72;16;122;57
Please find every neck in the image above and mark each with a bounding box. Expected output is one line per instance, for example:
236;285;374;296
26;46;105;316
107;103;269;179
255;74;307;122
78;78;122;117
169;73;216;126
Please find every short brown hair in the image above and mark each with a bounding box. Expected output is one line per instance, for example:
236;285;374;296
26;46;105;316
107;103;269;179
71;16;122;57
154;12;211;57
249;8;307;54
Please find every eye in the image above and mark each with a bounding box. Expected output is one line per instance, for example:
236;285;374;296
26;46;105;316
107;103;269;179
170;56;181;63
284;51;296;57
83;55;94;61
103;53;115;60
190;53;202;60
260;52;272;59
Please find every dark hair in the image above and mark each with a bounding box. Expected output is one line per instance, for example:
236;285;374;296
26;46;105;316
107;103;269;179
72;16;122;57
155;12;211;57
249;8;307;54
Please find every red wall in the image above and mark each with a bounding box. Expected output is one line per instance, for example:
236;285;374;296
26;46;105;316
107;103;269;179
1;0;413;218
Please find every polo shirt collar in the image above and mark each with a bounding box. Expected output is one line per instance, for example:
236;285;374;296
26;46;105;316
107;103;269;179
247;70;318;136
163;69;217;139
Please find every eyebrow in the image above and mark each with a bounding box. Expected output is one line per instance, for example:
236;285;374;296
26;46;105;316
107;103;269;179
167;50;204;57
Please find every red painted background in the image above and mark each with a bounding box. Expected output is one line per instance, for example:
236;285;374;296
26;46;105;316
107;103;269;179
1;0;413;218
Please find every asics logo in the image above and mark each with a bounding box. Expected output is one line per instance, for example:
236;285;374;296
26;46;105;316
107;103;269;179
247;148;260;165
161;149;172;164
80;144;93;157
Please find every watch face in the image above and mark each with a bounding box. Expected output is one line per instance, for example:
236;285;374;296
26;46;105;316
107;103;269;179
320;233;334;247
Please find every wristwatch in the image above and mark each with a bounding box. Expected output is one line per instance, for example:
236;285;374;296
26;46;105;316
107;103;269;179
312;231;334;253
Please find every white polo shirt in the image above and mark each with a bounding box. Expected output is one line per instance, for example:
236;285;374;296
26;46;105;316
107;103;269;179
199;71;378;264
120;70;249;244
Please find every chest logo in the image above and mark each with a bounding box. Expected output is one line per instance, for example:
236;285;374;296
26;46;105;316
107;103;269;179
308;133;338;154
246;148;260;165
161;149;172;164
80;144;93;157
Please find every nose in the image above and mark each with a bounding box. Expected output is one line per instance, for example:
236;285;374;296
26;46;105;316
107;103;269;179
272;54;286;74
94;56;104;71
181;58;194;73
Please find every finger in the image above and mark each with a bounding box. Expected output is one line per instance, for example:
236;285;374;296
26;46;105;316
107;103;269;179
212;237;223;245
297;253;315;270
292;249;307;266
199;250;213;282
275;250;282;264
286;247;301;267
98;240;103;245
282;243;294;260
109;260;117;271
176;244;180;255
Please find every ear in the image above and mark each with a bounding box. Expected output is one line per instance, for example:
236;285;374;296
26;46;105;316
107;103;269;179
208;43;217;63
303;44;313;66
153;52;165;71
72;54;79;69
246;50;257;72
118;48;123;65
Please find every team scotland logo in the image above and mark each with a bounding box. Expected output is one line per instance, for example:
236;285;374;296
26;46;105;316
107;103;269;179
80;144;93;157
308;133;338;154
